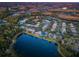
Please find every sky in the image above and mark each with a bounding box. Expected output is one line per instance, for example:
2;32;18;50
0;2;79;9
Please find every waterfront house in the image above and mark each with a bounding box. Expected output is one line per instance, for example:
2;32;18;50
48;33;58;39
48;33;54;38
34;31;41;36
26;28;35;34
40;31;48;37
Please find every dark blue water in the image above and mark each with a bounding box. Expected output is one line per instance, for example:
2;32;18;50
13;33;60;57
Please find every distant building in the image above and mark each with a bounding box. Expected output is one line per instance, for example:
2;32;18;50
0;7;7;11
61;22;66;34
69;23;77;35
51;21;57;32
42;20;50;31
9;6;18;12
0;19;7;25
11;12;20;16
20;26;25;29
18;18;28;25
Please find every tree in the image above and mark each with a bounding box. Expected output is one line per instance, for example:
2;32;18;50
0;7;10;19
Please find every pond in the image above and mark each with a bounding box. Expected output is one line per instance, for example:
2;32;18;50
13;33;61;57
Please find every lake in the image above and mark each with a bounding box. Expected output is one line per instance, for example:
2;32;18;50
13;33;61;57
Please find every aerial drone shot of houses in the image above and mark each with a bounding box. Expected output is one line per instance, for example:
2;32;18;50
0;2;79;57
